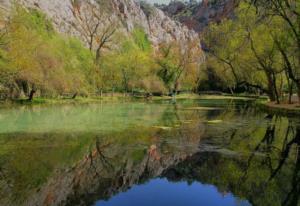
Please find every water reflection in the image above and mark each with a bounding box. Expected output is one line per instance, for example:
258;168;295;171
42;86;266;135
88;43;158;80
0;99;299;206
95;178;251;206
163;115;300;206
23;123;205;206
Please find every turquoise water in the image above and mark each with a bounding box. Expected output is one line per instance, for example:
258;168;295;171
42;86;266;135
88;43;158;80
0;99;299;206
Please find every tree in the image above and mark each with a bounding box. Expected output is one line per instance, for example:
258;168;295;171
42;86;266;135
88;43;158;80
113;38;153;94
203;19;244;91
6;7;48;100
156;39;202;95
203;2;288;103
70;0;117;63
101;28;156;95
250;0;300;103
0;6;95;100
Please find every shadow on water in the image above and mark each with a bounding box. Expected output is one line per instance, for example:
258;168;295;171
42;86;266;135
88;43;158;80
164;114;300;206
163;126;300;206
0;99;299;206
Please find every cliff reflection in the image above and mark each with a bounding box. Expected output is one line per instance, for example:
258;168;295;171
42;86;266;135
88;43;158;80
0;100;299;206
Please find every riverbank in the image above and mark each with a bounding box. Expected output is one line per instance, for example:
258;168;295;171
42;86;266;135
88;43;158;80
2;94;300;117
258;101;300;116
151;93;256;101
0;96;126;107
0;93;256;107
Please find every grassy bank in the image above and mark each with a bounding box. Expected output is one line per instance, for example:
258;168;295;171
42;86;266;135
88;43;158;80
0;96;128;108
0;93;256;106
1;94;300;117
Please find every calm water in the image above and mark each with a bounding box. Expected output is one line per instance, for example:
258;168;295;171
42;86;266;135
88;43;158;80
0;99;299;206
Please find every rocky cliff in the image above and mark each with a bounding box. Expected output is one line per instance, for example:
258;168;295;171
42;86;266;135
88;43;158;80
0;0;197;46
159;0;237;32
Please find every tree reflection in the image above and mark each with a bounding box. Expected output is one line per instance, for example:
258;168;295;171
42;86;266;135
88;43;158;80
163;115;300;206
1;100;299;206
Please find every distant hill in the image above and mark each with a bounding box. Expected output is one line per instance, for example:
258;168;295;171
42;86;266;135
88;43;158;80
157;0;238;32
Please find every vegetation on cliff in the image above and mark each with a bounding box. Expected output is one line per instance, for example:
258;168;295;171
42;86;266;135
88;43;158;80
0;4;202;101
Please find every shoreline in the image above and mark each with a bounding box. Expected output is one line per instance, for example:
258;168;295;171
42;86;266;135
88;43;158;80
1;94;300;116
257;101;300;116
0;94;256;105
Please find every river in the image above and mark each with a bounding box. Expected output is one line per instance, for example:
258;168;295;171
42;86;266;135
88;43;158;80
0;99;299;206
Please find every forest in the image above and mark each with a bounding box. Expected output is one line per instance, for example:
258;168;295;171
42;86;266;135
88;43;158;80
0;1;299;206
0;0;299;106
202;0;300;105
0;3;201;101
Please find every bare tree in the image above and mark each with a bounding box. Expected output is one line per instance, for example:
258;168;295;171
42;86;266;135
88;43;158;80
70;0;117;63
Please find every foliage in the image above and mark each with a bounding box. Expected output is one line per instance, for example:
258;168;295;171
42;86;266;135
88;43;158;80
202;1;299;103
101;28;168;95
156;40;203;94
0;4;201;100
0;6;95;99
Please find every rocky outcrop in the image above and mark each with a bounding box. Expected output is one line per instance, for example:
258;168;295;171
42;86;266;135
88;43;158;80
159;0;238;32
0;0;197;46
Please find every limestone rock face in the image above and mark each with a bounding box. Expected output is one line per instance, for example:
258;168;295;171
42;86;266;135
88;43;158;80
159;0;237;32
0;0;198;46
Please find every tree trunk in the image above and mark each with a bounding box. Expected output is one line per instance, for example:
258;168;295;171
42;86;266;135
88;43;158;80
121;69;129;96
229;87;234;95
288;85;293;104
28;89;36;101
286;71;293;104
72;92;78;99
112;88;114;97
267;79;276;102
274;84;280;104
265;71;280;103
272;73;280;104
297;83;300;104
96;49;100;63
173;81;179;97
9;87;14;100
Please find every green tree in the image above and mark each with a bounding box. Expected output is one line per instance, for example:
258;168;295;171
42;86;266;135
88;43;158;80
203;2;288;103
0;6;95;100
156;39;202;95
